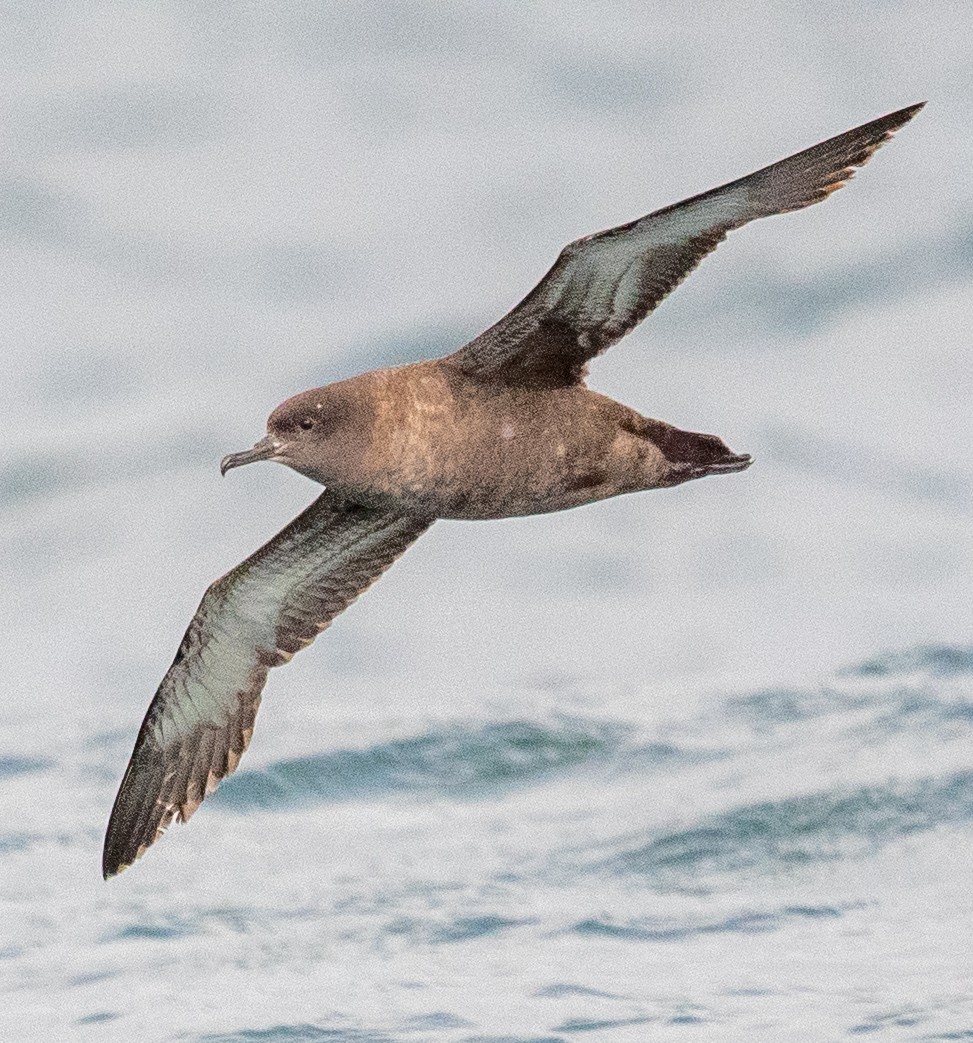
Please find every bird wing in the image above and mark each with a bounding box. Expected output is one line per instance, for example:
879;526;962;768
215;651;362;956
103;494;432;878
447;103;923;388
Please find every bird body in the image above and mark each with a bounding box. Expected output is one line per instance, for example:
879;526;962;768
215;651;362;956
103;102;923;878
256;361;749;520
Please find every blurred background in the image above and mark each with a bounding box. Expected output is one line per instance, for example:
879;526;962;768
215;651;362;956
1;2;971;1040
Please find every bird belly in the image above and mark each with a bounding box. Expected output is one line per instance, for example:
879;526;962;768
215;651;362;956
371;411;644;520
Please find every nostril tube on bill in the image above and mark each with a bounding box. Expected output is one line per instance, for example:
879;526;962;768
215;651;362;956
220;435;278;475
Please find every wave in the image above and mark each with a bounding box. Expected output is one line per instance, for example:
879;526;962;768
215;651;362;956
0;756;52;779
383;914;535;946
552;1015;658;1033
196;1023;568;1043
0;832;41;855
608;769;973;887
568;903;846;942
725;644;973;735
195;1029;393;1043
724;684;863;725
216;717;629;812
842;644;973;679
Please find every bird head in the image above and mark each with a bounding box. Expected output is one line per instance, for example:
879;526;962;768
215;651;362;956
220;386;352;479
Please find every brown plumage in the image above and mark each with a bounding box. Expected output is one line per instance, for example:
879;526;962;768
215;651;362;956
103;103;922;878
103;497;430;877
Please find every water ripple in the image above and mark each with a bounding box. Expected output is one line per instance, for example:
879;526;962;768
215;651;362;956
0;756;53;780
844;645;973;679
554;1016;655;1033
103;917;200;944
75;1012;120;1026
384;914;535;946
216;718;628;811
611;770;973;885
195;1028;392;1043
569;904;844;942
463;1037;567;1043
723;645;973;739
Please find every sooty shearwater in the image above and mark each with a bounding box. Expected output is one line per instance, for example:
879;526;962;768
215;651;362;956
103;103;923;877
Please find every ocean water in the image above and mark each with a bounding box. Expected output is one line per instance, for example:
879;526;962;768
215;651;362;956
6;634;973;1040
2;1;972;1040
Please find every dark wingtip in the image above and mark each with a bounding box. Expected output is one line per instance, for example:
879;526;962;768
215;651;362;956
881;101;926;130
102;803;127;880
102;747;167;881
103;819;157;880
102;842;125;880
102;823;136;880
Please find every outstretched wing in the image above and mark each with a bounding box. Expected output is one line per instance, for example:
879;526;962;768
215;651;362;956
103;494;432;878
448;103;923;387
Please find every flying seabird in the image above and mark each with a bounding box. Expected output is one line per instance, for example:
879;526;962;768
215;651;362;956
103;103;923;878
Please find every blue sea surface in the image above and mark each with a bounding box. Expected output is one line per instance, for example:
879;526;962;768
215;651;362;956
6;633;973;1041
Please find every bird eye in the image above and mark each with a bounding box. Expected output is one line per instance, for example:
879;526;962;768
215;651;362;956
299;418;314;431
